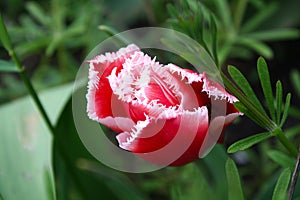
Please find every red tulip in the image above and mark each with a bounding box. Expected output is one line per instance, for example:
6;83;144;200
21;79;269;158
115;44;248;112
86;44;240;166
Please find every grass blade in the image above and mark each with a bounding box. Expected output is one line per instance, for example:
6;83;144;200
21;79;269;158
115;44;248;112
226;158;245;200
272;168;291;200
280;93;291;127
275;81;283;125
257;57;276;121
228;132;271;153
246;29;299;41
228;65;266;116
0;13;13;51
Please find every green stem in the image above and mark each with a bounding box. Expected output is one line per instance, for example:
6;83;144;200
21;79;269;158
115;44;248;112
274;129;298;158
221;72;298;157
221;72;276;131
0;14;55;134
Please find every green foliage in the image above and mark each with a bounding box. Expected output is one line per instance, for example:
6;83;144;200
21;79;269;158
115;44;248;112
167;0;299;65
228;132;271;153
272;168;291;200
225;158;244;200
0;83;73;200
0;59;19;72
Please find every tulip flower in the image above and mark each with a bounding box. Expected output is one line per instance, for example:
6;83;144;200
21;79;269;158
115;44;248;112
86;44;240;166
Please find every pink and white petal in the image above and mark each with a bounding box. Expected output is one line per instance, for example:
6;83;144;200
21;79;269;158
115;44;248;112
117;106;209;166
87;44;139;120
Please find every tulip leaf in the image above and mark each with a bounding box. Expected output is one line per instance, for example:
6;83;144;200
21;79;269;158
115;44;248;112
0;59;19;72
228;132;271;153
228;65;266;116
0;83;74;200
275;81;283;125
257;57;276;121
272;168;291;200
225;158;244;200
267;150;295;168
280;93;291;127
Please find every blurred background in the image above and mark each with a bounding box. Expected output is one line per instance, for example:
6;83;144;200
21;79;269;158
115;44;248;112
0;0;300;199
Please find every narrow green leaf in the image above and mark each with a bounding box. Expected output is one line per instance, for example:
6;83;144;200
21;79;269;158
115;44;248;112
226;158;244;200
228;132;271;153
272;168;291;200
98;25;128;46
214;0;232;29
237;38;273;58
275;81;283;125
0;60;19;72
228;65;266;116
286;125;300;139
246;29;299;41
210;14;219;66
280;93;291;127
26;2;49;25
166;4;179;19
234;102;267;129
257;57;276;121
241;3;277;33
267;150;295;168
291;70;300;98
0;13;13;51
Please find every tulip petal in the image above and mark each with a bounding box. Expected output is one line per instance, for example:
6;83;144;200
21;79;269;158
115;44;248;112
86;44;139;131
116;106;209;166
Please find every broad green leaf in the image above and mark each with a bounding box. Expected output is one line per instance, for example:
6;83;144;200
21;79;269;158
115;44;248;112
228;132;271;153
272;168;291;200
280;93;291;127
54;98;148;200
267;150;295;168
0;13;13;51
275;81;283;125
225;158;244;200
246;29;299;41
0;59;19;72
257;57;276;121
228;65;266;115
0;83;73;200
237;38;273;58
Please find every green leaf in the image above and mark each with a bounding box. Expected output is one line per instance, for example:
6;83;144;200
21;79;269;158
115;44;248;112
54;96;148;200
234;102;266;129
0;83;73;200
225;158;244;200
98;25;128;46
257;57;276;121
280;93;291;127
0;13;13;51
246;29;300;41
291;70;300;98
228;65;266;116
228;132;271;153
275;81;283;125
237;37;273;58
26;2;50;26
241;3;277;33
272;168;291;200
267;150;295;168
286;125;300;139
0;59;19;72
